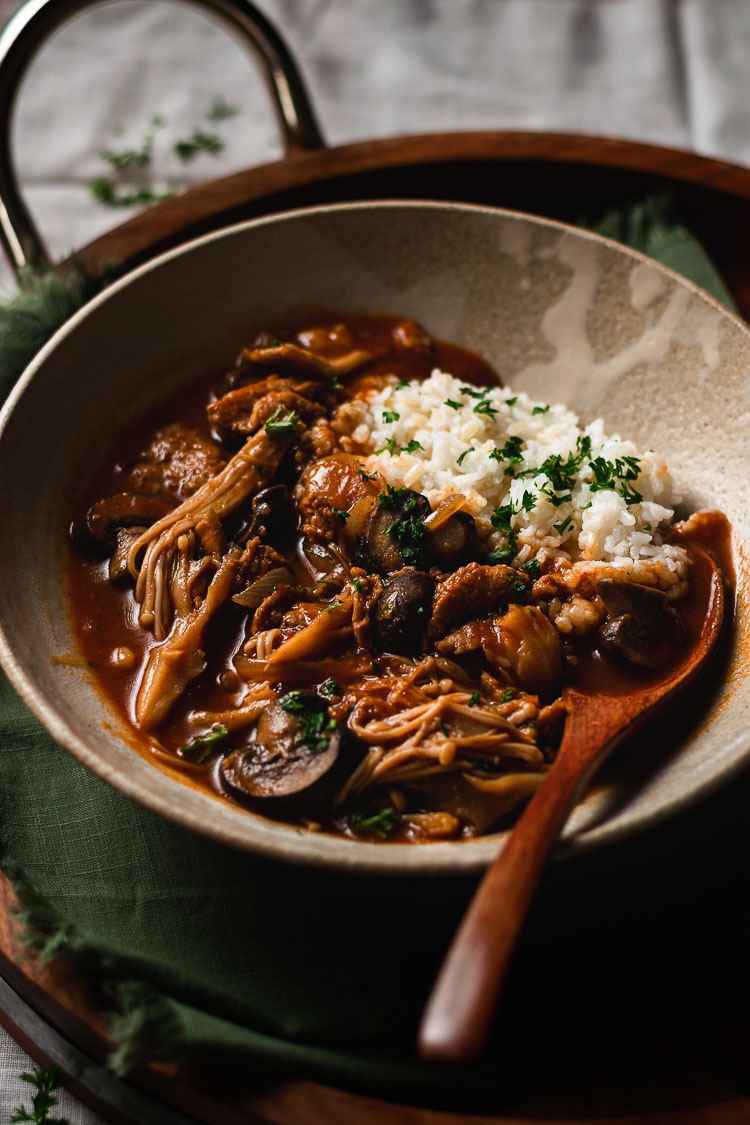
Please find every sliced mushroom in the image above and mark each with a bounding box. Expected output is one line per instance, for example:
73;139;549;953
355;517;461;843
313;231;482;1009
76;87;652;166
72;492;175;554
247;484;297;546
597;578;686;668
428;510;477;569
371;569;436;654
364;489;431;574
220;694;363;815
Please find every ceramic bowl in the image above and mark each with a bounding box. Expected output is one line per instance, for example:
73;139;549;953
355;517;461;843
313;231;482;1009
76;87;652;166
0;200;748;874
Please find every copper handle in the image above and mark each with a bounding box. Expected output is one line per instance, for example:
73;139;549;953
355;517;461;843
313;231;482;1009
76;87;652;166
0;0;325;276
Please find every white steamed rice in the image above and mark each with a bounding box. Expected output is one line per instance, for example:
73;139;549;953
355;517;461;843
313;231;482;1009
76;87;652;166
345;369;687;587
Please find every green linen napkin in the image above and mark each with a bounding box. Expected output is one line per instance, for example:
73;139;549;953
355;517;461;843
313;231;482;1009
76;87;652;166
0;193;745;1109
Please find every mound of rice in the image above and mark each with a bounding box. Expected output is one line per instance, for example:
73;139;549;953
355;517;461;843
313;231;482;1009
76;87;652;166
346;369;687;589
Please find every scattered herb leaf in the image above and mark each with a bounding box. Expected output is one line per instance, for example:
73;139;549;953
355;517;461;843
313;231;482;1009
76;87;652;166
264;406;300;442
174;129;224;162
350;806;400;839
179;724;229;765
10;1064;70;1124
281;692;336;752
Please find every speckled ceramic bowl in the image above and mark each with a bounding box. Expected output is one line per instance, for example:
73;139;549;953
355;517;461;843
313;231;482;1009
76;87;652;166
0;201;748;874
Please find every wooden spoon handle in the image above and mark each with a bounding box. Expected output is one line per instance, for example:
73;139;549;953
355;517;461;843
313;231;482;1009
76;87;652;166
417;701;624;1064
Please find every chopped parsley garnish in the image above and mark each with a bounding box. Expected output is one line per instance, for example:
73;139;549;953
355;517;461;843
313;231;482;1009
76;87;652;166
505;396;518;406
378;484;410;508
473;400;498;417
469;690;481;706
264;406;300;442
320;679;342;697
387;516;427;566
532;404;550;415
358;468;378;481
620;480;643;506
456;447;474;467
588;454;642;495
540;487;572;507
444;399;462;410
489;435;526;476
350;806;400;839
179;724;229;765
501;689;516;703
554;513;573;535
395;378;412;390
520;558;541;581
174;128;224;162
332;507;349;524
459;385;489;399
382;410;400;424
10;1063;70;1124
403;438;424;453
488;493;533;564
280;692;336;752
375;438;398;455
352;576;364;591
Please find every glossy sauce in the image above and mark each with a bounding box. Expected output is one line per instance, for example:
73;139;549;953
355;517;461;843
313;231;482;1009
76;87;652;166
67;313;730;835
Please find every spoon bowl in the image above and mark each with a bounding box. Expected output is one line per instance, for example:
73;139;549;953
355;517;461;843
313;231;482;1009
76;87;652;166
418;541;726;1062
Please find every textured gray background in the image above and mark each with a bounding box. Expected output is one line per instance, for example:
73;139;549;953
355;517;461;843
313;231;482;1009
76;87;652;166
0;0;749;1118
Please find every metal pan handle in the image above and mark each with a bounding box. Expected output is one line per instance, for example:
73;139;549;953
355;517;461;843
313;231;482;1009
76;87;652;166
0;0;325;276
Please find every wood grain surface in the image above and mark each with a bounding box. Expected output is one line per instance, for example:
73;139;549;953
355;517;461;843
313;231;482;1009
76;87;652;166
5;132;750;1124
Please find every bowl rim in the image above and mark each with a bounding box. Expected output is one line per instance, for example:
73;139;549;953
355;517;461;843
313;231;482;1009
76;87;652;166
0;196;748;876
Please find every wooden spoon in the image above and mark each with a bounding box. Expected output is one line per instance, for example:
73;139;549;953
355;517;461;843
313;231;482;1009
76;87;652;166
418;548;725;1063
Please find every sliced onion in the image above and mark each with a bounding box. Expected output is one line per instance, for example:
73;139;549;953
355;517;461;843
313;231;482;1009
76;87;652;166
232;567;293;609
424;495;467;531
344;495;377;541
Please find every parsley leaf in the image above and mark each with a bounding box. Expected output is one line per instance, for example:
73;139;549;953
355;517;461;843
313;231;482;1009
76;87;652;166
10;1064;69;1125
382;410;400;424
520;558;541;581
473;400;498;417
459;385;489;399
350;806;400;839
387;516;427;566
444;399;462;410
179;724;229;765
469;690;481;706
403;439;424;453
456;447;474;467
377;485;410;508
174;129;224;162
395;378;412;390
320;679;342;697
264;406;300;442
280;692;336;752
532;404;550;415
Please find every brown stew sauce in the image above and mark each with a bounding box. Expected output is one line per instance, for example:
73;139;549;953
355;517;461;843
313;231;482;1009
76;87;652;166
68;313;731;842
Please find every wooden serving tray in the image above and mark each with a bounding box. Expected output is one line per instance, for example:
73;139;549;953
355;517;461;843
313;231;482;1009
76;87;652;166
5;133;750;1124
